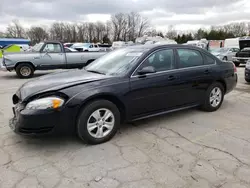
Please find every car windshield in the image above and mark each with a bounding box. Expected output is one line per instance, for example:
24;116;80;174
217;48;229;53
31;42;44;52
85;48;147;76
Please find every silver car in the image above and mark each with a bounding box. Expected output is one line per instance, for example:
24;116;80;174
210;47;239;61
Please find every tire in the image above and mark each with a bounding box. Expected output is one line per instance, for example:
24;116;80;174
233;62;240;67
245;78;250;83
201;82;224;112
77;100;120;145
15;63;34;78
222;56;227;61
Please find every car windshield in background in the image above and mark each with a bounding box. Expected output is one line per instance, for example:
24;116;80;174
217;48;229;53
85;48;147;76
31;42;44;52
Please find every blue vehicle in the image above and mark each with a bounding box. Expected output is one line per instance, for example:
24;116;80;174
0;38;30;48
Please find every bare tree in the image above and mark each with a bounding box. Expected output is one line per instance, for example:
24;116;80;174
165;25;177;39
6;20;26;38
223;22;247;37
95;22;106;42
111;13;127;41
137;15;149;38
49;22;65;41
27;26;48;44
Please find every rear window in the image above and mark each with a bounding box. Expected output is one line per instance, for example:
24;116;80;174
204;54;215;65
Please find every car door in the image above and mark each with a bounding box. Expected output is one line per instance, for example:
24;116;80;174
36;43;66;69
175;48;215;106
127;48;183;119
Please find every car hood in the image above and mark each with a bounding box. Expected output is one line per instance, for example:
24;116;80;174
16;69;111;101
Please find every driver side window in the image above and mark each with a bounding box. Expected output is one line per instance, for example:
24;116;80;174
43;43;62;53
137;49;175;73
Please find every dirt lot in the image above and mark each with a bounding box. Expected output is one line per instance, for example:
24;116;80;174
0;67;250;188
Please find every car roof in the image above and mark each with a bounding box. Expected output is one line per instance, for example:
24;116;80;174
126;44;204;51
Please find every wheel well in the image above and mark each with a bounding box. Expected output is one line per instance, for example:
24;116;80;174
15;62;35;70
77;94;126;124
216;80;227;93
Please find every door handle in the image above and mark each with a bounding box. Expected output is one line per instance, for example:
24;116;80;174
168;75;176;81
204;70;210;74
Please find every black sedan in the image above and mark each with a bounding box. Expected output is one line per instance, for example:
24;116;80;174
245;61;250;83
10;44;237;144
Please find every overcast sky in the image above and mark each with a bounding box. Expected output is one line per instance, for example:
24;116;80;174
0;0;250;31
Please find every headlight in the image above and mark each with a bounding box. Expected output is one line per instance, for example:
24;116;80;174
246;61;250;69
26;97;65;110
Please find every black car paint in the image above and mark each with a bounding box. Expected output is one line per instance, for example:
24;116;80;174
245;67;250;81
10;44;237;135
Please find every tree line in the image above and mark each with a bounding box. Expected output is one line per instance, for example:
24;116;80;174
0;12;249;45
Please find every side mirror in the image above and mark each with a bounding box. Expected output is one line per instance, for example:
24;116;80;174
137;66;156;75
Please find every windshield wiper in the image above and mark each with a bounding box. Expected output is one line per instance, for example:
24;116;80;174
86;69;106;75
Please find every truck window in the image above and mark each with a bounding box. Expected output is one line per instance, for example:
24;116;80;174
43;43;62;53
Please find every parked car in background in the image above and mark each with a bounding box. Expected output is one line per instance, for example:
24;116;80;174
0;44;22;58
73;43;105;52
232;36;250;66
111;41;127;50
64;43;73;48
155;40;177;45
0;41;106;78
64;47;78;52
210;47;239;61
224;38;239;48
245;60;250;82
233;47;250;66
9;44;237;144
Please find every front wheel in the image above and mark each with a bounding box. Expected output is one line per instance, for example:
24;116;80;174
245;78;250;83
201;82;224;112
15;63;34;78
77;100;120;145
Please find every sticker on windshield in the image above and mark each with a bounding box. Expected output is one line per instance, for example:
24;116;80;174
126;52;143;57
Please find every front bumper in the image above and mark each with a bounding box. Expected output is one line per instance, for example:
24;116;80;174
232;57;250;64
0;59;7;71
9;104;76;136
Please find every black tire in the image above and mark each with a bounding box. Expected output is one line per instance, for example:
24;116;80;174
245;78;250;83
201;82;225;112
222;56;227;61
233;62;240;67
77;100;120;145
15;63;34;78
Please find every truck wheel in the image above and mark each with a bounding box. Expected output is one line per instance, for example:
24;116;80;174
233;62;240;67
77;100;120;145
16;63;34;78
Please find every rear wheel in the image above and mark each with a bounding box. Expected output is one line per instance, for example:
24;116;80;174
201;82;224;112
77;100;120;145
233;62;240;67
15;63;34;78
